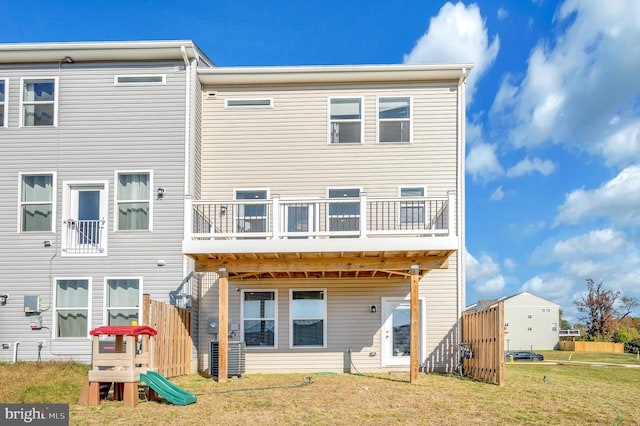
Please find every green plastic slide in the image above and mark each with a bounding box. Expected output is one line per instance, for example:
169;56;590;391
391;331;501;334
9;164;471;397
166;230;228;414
140;371;197;406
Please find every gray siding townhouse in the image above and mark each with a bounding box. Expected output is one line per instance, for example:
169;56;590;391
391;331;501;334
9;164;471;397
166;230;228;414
467;292;560;350
185;64;471;374
0;41;212;368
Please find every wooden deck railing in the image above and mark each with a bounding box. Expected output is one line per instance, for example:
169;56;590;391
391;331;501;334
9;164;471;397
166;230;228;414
142;295;192;377
461;302;505;386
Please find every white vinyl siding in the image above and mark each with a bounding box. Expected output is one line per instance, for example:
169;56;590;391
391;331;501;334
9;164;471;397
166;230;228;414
54;278;91;339
116;171;152;231
0;78;6;127
19;173;55;232
378;96;411;143
20;77;57;126
328;97;363;144
105;278;142;326
290;289;327;348
242;290;277;348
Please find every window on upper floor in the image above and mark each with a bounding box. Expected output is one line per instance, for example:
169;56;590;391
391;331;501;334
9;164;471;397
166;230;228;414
328;188;360;233
235;189;269;233
290;289;326;348
399;186;426;227
242;290;277;348
0;79;6;127
115;75;165;85
329;97;363;144
378;96;411;143
105;278;141;326
19;173;55;232
116;172;151;231
225;98;273;108
21;78;57;126
54;278;90;338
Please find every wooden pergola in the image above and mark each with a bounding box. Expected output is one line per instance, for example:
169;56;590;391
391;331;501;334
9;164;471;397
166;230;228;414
189;248;454;383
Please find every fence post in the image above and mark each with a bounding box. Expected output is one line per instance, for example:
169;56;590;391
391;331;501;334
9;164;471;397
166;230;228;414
447;191;456;237
272;195;280;239
184;197;192;241
359;192;367;239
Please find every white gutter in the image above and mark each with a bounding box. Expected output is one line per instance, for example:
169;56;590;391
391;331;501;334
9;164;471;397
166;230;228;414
457;67;467;346
12;341;20;363
181;45;192;282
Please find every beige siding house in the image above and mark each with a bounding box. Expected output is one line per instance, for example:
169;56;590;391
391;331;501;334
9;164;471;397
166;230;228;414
184;64;471;375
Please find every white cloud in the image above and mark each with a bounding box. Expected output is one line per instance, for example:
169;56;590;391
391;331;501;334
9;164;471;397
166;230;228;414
466;251;506;294
520;275;573;304
553;228;626;260
506;157;557;177
466;131;504;183
555;164;640;226
497;8;508;20
404;1;500;105
490;185;504;201
490;0;640;166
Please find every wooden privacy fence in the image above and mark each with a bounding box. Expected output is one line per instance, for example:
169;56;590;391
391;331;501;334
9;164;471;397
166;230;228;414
142;294;192;377
559;341;624;353
461;302;505;386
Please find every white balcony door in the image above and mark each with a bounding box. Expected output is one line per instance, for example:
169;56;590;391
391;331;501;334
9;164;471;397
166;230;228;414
62;182;108;254
381;297;426;366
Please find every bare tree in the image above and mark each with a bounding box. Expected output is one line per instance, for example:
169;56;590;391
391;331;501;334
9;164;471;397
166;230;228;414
574;279;619;340
618;296;640;333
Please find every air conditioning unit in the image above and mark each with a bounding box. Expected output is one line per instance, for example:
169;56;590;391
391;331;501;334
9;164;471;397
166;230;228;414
210;341;246;378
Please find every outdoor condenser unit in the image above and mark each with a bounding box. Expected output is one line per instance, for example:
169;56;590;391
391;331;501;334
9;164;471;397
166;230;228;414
210;340;246;378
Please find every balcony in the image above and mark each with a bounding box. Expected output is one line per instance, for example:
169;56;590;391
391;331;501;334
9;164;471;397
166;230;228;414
62;219;105;255
183;194;459;280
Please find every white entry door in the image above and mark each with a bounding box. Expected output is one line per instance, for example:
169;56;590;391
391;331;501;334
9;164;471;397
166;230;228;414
381;297;426;366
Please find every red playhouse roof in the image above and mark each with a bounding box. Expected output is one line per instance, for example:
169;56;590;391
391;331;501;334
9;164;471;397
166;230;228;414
90;325;157;336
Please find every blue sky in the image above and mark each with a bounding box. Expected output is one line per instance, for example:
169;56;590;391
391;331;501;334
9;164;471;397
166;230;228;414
2;0;639;321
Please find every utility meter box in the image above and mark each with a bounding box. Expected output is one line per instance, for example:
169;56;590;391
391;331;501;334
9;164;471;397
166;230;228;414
207;317;218;334
24;295;40;314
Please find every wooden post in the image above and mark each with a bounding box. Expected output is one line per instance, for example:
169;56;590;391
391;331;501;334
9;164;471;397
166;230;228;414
410;265;420;383
218;268;228;382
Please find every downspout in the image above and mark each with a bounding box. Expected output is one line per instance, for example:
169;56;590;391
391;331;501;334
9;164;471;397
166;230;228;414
181;45;192;282
13;341;20;363
456;67;467;350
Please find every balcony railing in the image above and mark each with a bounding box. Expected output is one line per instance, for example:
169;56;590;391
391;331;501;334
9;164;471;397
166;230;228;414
187;193;455;240
63;219;105;254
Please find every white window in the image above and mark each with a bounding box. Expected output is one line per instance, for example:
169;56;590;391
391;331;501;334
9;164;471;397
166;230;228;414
290;289;326;348
225;98;273;108
242;290;277;348
116;172;151;231
115;75;165;85
329;97;363;144
19;173;55;232
399;186;426;226
234;189;269;233
0;79;6;127
378;96;411;143
21;78;57;126
54;278;90;338
552;322;558;332
105;278;141;326
528;315;533;319
328;188;360;233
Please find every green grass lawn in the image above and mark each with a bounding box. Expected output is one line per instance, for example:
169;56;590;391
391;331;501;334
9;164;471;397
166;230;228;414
2;355;639;425
539;349;640;365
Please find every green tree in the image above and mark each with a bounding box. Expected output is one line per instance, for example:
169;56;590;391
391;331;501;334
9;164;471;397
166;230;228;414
559;309;572;330
574;279;619;340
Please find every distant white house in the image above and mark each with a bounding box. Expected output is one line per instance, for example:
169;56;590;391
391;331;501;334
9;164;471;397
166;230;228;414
467;292;560;350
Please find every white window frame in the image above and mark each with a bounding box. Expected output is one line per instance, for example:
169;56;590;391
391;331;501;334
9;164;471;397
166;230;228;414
289;288;327;348
52;277;92;340
398;186;427;226
224;98;274;109
233;188;270;234
61;180;109;256
114;170;153;232
377;95;412;144
20;77;58;127
103;277;143;326
241;289;278;349
114;75;166;85
17;172;57;233
0;78;7;128
326;187;362;233
328;96;364;144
